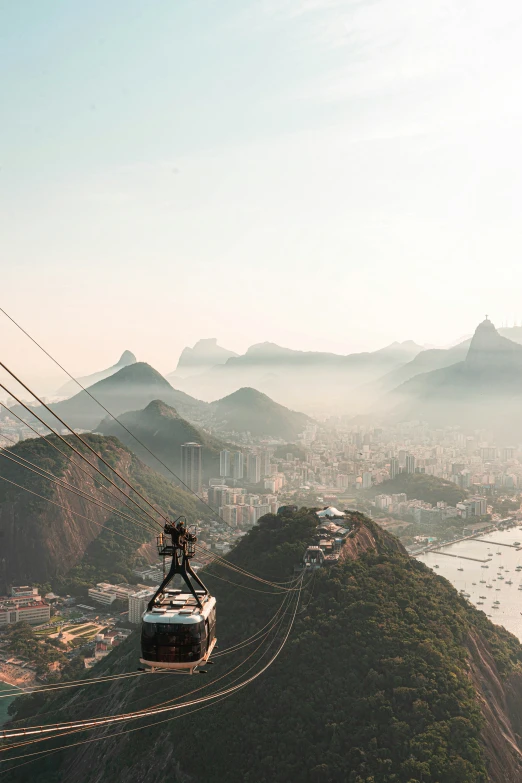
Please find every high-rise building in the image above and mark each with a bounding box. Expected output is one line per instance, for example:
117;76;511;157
208;485;230;509
362;472;372;489
247;454;261;484
219;450;231;478
260;450;271;477
232;451;244;480
128;589;155;625
390;458;400;480
181;442;202;493
405;455;416;474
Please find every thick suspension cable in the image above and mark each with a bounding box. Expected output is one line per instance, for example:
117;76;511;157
0;448;163;536
0;574;303;742
0;363;167;527
0;600;295;764
0;409;160;528
196;545;300;590
0;672;154;700
0;313;305;591
2;388;296;590
0;381;162;531
4;589;293;735
0;308;280;536
0;474;146;548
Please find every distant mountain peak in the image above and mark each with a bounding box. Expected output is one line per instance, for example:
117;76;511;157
245;342;296;357
210;386;312;439
118;350;137;365
174;339;238;377
465;318;522;368
218;386;270;403
109;361;171;386
56;350;137;397
142;399;180;419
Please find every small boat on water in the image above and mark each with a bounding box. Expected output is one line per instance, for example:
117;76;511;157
506;580;513;585
494;600;500;604
481;565;489;569
495;588;501;591
480;580;486;583
487;585;493;589
434;565;439;569
514;541;521;545
472;582;476;585
479;595;487;599
458;567;464;571
492;605;499;609
477;601;484;605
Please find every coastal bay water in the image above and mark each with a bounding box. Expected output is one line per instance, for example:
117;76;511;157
417;527;522;642
0;680;20;726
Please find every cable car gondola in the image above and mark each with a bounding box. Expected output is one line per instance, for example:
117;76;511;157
140;517;216;674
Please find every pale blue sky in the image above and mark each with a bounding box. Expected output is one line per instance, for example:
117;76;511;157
2;0;522;388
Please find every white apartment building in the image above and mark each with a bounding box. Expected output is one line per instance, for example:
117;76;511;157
88;587;117;606
0;600;50;626
128;589;155;625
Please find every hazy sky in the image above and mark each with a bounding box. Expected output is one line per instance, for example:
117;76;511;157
2;0;522;389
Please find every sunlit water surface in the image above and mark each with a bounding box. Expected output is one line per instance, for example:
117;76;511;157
417;528;522;642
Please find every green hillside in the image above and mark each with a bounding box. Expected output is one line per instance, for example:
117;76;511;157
97;399;228;481
366;472;466;506
7;511;522;783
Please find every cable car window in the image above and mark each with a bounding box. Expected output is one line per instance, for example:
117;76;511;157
142;622;156;639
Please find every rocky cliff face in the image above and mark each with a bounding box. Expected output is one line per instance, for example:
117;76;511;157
0;458;117;589
465;630;522;782
0;434;202;591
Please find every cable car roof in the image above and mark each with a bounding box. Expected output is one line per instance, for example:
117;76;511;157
143;591;216;625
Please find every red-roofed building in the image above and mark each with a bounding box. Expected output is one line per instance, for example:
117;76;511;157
0;599;50;626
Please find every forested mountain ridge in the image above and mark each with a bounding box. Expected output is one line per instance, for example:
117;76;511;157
97;400;229;481
364;472;467;506
7;510;522;783
0;433;204;591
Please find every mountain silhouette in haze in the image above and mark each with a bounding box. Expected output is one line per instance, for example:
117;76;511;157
56;350;137;397
209;387;312;439
8;362;208;431
176;340;423;412
97;399;228;480
385;318;522;438
169;338;238;380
